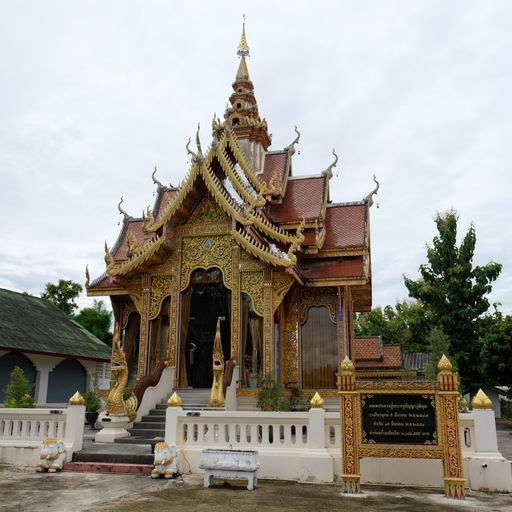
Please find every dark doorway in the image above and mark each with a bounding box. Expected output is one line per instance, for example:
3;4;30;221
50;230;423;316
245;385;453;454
181;268;231;388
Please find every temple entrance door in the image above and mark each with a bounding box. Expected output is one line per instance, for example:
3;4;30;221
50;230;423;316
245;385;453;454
180;268;231;388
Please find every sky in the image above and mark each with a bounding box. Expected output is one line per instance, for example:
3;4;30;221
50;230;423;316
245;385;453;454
0;0;511;314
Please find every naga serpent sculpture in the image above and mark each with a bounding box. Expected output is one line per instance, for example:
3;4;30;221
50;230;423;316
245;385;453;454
107;326;138;421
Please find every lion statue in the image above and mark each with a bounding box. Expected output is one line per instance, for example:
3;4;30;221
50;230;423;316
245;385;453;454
151;442;178;479
36;438;66;473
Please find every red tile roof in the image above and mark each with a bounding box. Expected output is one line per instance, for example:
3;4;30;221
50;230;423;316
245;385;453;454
268;176;325;223
353;337;382;361
113;220;145;260
262;151;287;195
323;204;366;250
353;336;402;369
300;258;364;280
155;189;178;219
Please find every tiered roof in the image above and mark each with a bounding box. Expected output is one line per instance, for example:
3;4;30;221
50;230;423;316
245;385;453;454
88;23;378;312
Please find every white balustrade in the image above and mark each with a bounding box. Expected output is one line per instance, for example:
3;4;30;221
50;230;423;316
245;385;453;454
0;405;85;465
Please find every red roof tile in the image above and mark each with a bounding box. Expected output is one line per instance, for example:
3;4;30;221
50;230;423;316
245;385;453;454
353;337;382;361
302;230;317;246
354;340;402;369
113;220;145;260
301;258;364;280
323;204;366;250
268;176;325;223
262;151;287;195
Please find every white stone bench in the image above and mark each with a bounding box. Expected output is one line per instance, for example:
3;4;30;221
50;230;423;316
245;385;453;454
199;449;259;490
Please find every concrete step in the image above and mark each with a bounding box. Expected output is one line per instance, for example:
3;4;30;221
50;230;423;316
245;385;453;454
73;449;154;465
64;462;153;474
115;436;164;446
128;428;165;438
141;415;166;423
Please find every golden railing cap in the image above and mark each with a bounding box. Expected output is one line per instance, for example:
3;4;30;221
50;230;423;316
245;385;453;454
341;356;354;371
437;354;453;372
310;392;324;409
167;391;183;408
471;388;492;410
68;391;85;406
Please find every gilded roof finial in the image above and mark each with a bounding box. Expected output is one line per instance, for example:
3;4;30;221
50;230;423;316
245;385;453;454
104;241;114;266
363;175;380;207
85;265;90;288
287;126;300;155
117;196;131;221
196;123;203;158
152;166;164;191
186;130;203;165
295;217;306;244
323;149;338;180
237;14;250;57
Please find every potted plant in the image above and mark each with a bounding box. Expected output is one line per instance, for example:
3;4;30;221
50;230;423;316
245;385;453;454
256;373;290;411
83;390;101;428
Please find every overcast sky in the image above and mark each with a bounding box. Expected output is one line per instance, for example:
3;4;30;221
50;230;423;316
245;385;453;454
1;0;511;314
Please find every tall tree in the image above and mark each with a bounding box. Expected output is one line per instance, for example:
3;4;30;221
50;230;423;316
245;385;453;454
404;210;502;392
41;279;83;316
481;312;512;394
74;300;113;346
354;300;431;352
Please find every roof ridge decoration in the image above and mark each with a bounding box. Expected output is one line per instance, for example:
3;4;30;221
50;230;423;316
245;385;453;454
323;149;338;180
85;265;90;288
287;126;300;156
363;175;380;207
152;166;165;192
117;196;132;222
232;228;296;267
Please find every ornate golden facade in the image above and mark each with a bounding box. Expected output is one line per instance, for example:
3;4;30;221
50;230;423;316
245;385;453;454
87;24;387;402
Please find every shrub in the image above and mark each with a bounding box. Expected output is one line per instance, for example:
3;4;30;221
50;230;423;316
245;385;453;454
4;366;34;408
256;373;290;411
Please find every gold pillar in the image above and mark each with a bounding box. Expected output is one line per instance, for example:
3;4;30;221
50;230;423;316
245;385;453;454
336;286;345;359
262;267;273;375
231;244;240;363
438;355;465;499
169;246;182;372
339;356;360;493
137;273;151;379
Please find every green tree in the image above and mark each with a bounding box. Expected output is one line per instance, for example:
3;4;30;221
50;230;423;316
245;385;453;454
41;279;83;316
354;300;431;352
74;300;113;346
424;327;452;381
404;210;502;392
5;366;34;408
481;312;512;394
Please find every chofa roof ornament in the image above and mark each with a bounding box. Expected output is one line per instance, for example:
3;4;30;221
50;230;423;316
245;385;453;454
287;125;301;155
363;175;380;207
186;123;204;165
323;148;338;180
117;196;132;222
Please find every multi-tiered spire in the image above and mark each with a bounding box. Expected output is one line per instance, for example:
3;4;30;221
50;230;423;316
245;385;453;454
224;17;271;170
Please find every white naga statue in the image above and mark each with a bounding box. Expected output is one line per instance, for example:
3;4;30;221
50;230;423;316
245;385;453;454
36;438;66;473
151;442;179;479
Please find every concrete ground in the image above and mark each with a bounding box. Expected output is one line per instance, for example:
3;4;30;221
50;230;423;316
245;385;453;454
1;420;510;511
1;465;511;512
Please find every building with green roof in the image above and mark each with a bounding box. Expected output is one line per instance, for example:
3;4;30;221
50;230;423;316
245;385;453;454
0;287;111;404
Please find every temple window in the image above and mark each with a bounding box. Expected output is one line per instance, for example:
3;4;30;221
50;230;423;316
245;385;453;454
300;306;338;389
236;103;242;109
232;117;240;125
240;292;262;388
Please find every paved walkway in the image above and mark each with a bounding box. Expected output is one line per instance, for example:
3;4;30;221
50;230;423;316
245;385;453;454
1;465;511;512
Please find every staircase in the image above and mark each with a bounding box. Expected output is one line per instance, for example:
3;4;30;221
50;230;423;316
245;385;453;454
66;389;216;473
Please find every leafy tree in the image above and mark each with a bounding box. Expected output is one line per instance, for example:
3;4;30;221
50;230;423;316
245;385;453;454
74;300;113;346
5;366;34;408
354;300;431;352
424;327;452;381
481;312;512;395
41;279;83;316
404;210;502;392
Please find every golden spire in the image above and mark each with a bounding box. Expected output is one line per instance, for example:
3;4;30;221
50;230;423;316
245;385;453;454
237;14;250;57
471;389;492;410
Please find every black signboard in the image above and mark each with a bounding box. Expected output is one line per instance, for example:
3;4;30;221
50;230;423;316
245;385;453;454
361;393;437;445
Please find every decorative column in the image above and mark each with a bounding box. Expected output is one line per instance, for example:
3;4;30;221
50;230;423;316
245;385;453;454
262;267;274;375
336;286;346;359
338;356;360;493
137;273;152;379
168;247;182;371
437;354;465;499
231;244;241;363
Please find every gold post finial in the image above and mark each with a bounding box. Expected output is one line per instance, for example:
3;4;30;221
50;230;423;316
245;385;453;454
438;354;453;372
310;392;324;409
237;14;250;57
68;391;85;405
471;389;493;410
167;391;182;407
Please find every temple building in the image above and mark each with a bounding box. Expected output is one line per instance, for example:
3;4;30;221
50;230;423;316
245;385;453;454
87;23;401;407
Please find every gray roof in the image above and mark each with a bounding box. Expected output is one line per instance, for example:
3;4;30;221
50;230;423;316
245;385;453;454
0;288;111;361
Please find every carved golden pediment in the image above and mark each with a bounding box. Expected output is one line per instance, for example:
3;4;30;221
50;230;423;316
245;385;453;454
272;272;294;313
299;287;338;324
